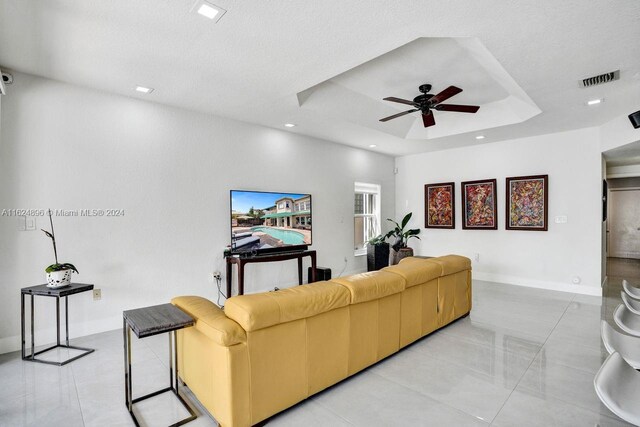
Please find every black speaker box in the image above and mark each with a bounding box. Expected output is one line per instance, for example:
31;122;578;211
629;110;640;129
308;266;331;283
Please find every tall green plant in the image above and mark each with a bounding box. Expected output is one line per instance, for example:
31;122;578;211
385;212;420;251
41;210;78;274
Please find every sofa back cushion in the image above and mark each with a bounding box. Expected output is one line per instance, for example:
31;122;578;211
330;271;405;303
428;254;472;275
224;281;350;332
383;259;441;288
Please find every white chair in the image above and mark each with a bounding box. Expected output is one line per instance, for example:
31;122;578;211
622;291;640;315
614;304;640;337
594;352;640;426
601;320;640;369
623;279;640;300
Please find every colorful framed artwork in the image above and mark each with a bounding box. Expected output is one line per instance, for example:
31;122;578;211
461;179;498;230
506;175;548;231
424;182;455;229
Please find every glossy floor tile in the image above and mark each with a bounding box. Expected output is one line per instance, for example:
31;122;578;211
370;347;512;422
312;371;488;426
491;389;629;427
0;258;635;426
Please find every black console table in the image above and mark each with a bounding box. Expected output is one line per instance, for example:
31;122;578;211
226;250;317;296
21;282;95;366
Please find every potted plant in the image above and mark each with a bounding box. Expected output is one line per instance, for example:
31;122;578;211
385;212;421;265
366;234;390;272
41;210;78;288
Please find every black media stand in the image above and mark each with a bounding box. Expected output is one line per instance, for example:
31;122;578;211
225;250;317;296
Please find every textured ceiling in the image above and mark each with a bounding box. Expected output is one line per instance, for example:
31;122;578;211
297;37;541;139
1;0;639;156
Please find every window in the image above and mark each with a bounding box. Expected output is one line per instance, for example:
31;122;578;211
354;182;381;256
295;200;310;212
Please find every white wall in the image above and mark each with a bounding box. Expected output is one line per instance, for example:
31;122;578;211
600;113;640;152
396;127;603;296
0;73;395;354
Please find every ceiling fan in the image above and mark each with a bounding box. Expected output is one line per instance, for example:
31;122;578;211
380;84;479;128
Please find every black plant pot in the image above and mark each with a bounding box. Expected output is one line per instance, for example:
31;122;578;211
367;243;390;272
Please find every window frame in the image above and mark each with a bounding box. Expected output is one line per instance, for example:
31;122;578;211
354;182;381;256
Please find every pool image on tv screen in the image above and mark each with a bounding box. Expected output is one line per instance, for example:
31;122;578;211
229;190;312;254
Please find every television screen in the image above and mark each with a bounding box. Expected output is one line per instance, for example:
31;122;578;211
230;190;312;254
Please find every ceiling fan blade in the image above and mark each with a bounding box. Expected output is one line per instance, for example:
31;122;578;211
422;111;436;128
383;97;419;107
429;86;463;105
435;104;480;113
379;109;419;122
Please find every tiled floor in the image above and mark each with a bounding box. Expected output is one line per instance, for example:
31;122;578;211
0;258;638;426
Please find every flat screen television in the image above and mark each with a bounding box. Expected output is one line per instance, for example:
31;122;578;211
229;190;312;255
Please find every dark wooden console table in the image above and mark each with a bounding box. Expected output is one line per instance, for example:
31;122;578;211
226;250;317;296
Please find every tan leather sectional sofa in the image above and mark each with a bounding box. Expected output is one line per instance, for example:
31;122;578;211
172;255;472;426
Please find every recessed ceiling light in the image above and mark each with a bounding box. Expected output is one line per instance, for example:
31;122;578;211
135;86;153;94
284;123;296;128
587;98;603;106
192;1;226;22
475;135;485;140
369;144;377;148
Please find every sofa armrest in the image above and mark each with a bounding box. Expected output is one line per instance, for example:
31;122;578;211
172;296;246;346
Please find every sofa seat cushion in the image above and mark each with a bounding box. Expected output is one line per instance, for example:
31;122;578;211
428;255;472;275
330;271;405;304
172;296;246;346
383;260;441;288
224;281;351;332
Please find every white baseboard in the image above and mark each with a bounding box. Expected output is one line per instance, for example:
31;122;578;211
473;272;602;296
7;268;591;354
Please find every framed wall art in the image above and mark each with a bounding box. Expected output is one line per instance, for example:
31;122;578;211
506;174;548;231
424;182;455;229
461;179;498;230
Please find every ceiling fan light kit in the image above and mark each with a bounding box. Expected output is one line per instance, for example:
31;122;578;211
380;83;480;128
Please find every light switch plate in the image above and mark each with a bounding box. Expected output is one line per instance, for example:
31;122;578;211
554;215;568;224
26;217;36;230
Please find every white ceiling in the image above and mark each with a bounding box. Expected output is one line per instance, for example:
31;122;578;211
297;37;541;140
1;0;639;156
604;140;640;167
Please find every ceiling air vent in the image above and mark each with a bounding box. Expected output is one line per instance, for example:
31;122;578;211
580;70;620;88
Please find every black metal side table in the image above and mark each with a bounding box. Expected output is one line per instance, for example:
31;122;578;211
123;303;197;427
21;282;95;366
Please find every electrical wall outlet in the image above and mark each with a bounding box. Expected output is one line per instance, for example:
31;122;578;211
474;253;480;262
213;271;222;280
93;289;101;300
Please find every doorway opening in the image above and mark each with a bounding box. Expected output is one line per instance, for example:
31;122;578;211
605;178;640;317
